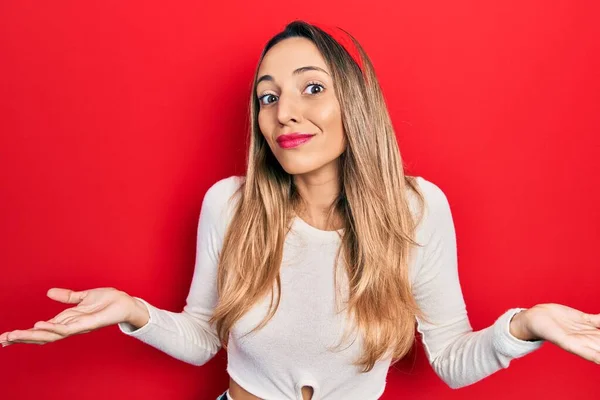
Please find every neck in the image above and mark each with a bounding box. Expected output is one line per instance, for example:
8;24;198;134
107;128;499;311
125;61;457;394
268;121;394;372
292;160;343;230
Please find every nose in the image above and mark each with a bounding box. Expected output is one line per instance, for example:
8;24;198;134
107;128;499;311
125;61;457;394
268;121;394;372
276;92;302;126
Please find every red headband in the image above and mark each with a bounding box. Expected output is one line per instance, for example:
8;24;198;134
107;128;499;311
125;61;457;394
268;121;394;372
312;23;364;73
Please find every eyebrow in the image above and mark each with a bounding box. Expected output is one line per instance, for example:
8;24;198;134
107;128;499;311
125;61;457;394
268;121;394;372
256;66;330;86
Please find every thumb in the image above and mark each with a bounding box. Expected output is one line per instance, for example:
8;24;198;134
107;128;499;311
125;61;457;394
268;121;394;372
47;288;88;304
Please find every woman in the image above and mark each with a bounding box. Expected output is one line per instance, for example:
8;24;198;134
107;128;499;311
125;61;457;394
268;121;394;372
1;20;599;400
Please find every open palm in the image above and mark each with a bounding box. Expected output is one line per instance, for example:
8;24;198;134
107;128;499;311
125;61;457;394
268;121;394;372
526;303;600;364
0;287;134;346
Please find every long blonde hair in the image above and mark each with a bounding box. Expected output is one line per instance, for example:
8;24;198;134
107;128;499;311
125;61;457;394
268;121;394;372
209;20;428;373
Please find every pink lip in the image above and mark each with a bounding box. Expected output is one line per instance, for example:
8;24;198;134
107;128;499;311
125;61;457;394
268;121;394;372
276;133;315;149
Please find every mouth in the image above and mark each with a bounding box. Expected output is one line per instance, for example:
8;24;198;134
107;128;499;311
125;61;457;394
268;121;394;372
276;133;316;149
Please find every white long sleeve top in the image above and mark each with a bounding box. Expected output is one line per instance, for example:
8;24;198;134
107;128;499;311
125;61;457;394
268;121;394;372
118;175;544;400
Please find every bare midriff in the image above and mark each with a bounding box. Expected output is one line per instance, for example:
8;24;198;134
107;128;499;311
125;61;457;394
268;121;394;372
229;377;314;400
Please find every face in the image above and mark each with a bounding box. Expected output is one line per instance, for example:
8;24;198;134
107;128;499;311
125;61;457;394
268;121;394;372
255;37;346;176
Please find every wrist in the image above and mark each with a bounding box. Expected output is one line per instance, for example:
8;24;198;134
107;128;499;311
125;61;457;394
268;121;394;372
125;295;150;329
509;308;539;341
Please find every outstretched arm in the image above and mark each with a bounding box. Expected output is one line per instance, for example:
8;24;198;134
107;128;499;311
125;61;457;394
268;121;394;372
117;176;242;366
411;178;544;389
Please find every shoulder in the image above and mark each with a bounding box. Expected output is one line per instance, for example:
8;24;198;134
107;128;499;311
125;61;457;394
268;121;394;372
413;176;451;214
204;175;245;202
202;175;245;220
409;176;454;237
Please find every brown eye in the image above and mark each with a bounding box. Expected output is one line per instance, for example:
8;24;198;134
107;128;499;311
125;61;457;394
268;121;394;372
258;94;278;105
303;83;325;95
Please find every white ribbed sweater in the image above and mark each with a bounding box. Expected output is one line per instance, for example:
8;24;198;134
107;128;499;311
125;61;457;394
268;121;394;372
118;175;544;400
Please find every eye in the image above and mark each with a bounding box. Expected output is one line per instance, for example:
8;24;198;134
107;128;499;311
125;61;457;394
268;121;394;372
303;82;325;95
258;93;278;106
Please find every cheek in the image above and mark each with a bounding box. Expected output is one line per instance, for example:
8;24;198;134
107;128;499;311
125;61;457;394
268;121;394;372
258;111;274;143
257;111;267;135
315;100;345;145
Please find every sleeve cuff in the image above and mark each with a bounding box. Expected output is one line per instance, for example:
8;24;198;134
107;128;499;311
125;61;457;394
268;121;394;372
492;308;545;359
118;297;156;336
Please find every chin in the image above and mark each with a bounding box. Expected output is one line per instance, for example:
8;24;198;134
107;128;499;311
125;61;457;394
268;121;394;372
271;155;319;175
275;154;340;176
278;162;322;176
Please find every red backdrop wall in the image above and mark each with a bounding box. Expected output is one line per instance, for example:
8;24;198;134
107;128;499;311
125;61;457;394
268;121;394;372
1;1;598;399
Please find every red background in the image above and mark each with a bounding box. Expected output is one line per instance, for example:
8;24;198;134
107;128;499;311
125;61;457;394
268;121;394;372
1;1;599;399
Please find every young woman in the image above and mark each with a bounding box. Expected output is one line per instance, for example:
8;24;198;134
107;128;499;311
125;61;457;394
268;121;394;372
1;20;599;400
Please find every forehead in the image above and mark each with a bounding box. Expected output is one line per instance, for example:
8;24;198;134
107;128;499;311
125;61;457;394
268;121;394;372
257;37;329;77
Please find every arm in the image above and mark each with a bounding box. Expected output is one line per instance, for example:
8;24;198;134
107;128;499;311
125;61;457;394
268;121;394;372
117;176;242;366
411;178;544;389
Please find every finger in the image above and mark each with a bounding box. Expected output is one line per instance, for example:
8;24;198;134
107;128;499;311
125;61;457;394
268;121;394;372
3;339;50;346
33;315;79;333
63;314;96;331
33;318;93;337
4;329;64;344
47;288;89;305
34;320;64;331
3;339;45;346
7;328;64;342
48;308;82;324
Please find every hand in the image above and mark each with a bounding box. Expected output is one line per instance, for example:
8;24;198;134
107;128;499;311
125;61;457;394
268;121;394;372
0;287;139;347
519;303;600;364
